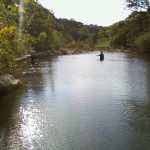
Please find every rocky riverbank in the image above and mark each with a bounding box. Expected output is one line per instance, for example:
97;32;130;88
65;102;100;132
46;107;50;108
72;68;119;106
0;74;22;95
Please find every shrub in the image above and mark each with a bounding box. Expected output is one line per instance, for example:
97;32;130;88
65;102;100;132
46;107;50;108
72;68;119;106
0;48;15;74
135;33;150;52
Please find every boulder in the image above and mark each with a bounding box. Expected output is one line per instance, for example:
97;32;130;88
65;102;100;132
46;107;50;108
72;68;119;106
0;74;22;94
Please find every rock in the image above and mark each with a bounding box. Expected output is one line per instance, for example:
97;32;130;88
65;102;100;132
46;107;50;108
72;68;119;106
0;74;22;94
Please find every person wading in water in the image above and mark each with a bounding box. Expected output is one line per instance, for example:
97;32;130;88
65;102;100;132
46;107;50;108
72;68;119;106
97;51;104;61
31;48;36;63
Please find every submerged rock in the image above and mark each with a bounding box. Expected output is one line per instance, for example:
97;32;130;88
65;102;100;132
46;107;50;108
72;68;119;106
0;74;22;94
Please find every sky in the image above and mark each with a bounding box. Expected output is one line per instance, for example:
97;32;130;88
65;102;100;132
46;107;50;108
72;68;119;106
38;0;132;26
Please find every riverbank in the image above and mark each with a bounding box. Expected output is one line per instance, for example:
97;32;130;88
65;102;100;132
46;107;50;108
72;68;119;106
0;55;31;95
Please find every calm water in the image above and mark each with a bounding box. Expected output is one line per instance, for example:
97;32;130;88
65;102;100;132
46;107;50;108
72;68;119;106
0;52;150;150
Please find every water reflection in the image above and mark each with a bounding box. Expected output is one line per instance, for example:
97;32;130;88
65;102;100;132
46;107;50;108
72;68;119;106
122;52;150;149
0;90;24;149
19;99;47;149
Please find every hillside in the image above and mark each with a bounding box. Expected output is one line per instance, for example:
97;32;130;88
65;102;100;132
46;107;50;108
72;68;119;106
0;0;150;73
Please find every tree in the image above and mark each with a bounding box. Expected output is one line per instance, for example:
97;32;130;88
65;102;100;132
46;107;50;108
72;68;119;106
37;32;47;50
135;32;150;51
0;2;19;28
110;29;127;49
0;48;15;73
126;0;150;10
51;30;65;50
79;27;89;41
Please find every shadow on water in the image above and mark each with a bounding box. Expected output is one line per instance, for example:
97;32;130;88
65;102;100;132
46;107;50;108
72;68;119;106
0;88;25;148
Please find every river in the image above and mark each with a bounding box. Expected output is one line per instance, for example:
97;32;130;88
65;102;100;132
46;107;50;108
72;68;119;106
0;52;150;150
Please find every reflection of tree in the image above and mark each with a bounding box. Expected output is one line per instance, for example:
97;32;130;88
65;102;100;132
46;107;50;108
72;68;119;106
26;55;57;95
48;56;59;93
0;89;25;148
124;53;150;149
125;100;150;149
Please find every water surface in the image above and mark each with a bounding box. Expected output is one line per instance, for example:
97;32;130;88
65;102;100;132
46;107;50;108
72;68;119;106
0;52;150;150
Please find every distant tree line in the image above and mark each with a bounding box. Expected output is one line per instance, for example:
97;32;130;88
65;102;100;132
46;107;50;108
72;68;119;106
0;0;149;73
96;0;150;52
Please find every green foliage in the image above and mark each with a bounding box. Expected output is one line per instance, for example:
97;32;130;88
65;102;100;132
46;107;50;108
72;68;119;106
95;26;111;49
0;26;35;56
37;32;47;50
95;38;110;49
110;29;127;49
0;26;16;40
67;40;78;49
0;2;19;28
0;48;15;74
51;30;65;50
0;26;17;51
15;33;36;56
126;0;150;10
135;32;150;51
79;27;89;41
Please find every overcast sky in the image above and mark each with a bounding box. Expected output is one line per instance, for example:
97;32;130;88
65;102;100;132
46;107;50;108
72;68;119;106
38;0;131;26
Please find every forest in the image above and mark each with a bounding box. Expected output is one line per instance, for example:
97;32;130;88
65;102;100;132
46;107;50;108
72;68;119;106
0;0;150;73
